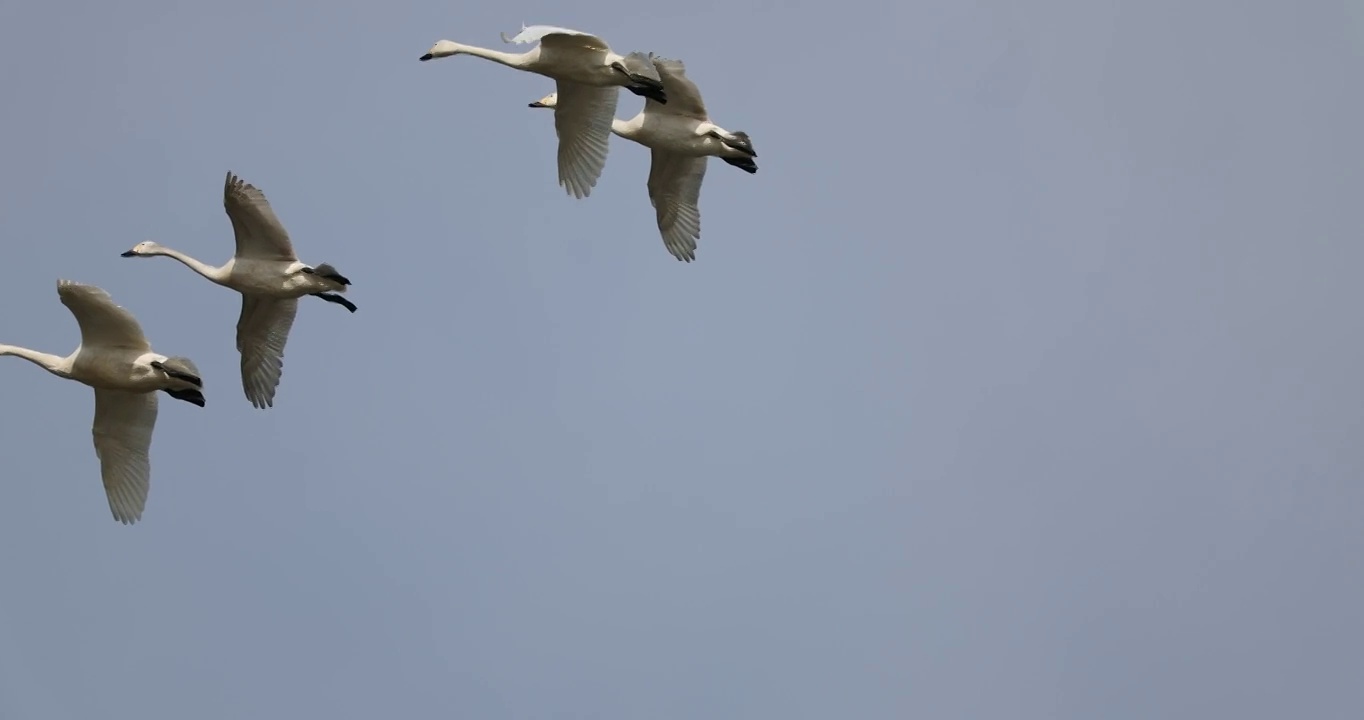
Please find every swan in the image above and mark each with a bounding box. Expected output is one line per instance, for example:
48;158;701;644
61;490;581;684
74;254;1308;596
120;171;355;409
528;56;758;262
0;280;206;524
420;24;667;199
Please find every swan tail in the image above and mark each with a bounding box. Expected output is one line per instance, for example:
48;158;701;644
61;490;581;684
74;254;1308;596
620;51;662;85
615;53;666;103
721;131;756;158
312;263;352;287
722;156;758;174
154;356;203;387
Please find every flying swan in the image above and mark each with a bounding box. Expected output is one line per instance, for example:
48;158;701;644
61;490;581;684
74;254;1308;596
121;171;356;409
420;24;667;199
0;280;206;524
529;55;757;261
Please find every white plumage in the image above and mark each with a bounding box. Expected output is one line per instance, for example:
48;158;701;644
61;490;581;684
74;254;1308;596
121;172;356;409
420;24;667;199
0;280;207;524
529;56;758;261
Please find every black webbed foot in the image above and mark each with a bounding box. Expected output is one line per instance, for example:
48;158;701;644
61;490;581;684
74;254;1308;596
722;157;758;174
626;84;668;103
312;292;358;313
162;387;206;407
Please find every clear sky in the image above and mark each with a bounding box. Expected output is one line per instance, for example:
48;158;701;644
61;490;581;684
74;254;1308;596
0;1;1361;717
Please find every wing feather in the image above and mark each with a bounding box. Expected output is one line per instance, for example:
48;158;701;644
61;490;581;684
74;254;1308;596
92;389;157;524
552;82;619;199
236;296;299;409
648;56;708;120
56;280;151;351
646;151;708;262
501;25;608;50
223;172;298;261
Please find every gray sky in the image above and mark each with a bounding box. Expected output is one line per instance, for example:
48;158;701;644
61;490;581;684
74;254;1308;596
0;0;1361;717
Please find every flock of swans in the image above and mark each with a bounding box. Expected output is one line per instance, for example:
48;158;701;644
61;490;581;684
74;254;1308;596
2;173;355;524
421;25;759;262
0;24;757;525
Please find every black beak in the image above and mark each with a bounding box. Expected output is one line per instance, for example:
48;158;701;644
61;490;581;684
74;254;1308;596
120;250;136;257
529;101;544;108
419;53;433;61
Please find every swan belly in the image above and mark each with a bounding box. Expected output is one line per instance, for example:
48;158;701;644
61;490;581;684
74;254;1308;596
225;259;313;297
633;119;726;157
70;351;161;391
532;50;621;86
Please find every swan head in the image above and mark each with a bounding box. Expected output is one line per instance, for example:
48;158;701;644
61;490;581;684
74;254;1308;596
420;40;460;62
120;241;164;258
529;92;558;109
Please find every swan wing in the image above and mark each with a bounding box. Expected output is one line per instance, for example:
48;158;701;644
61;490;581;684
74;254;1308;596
223;172;298;261
648;56;708;120
56;280;152;351
646;150;708;262
552;82;618;199
236;296;298;409
92;388;157;525
501;25;609;51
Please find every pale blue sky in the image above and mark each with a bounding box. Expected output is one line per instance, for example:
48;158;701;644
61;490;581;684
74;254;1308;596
0;1;1361;718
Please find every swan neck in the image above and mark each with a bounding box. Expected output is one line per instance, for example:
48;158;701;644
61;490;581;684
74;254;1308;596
154;247;228;283
612;116;644;141
0;345;72;377
456;43;532;69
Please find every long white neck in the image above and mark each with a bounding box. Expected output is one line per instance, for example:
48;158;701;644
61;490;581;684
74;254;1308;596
0;344;72;378
612;114;646;143
455;43;535;70
151;246;231;284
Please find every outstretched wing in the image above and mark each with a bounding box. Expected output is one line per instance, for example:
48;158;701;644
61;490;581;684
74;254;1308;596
648;56;708;120
224;171;298;261
553;81;619;199
501;24;609;51
236;296;299;409
646;150;708;262
56;280;152;351
92;388;157;525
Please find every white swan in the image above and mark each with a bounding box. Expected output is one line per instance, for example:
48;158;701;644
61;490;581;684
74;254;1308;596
120;171;355;409
0;280;206;524
528;56;757;262
420;24;667;199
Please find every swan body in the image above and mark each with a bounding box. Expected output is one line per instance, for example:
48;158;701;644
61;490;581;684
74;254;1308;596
529;56;758;262
0;280;206;524
420;25;667;199
122;171;355;409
